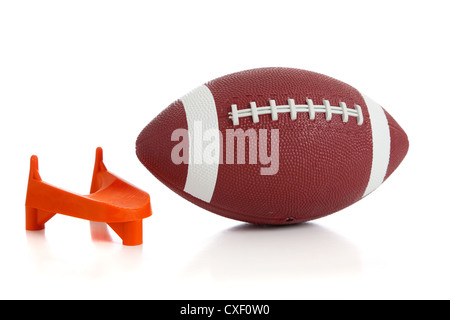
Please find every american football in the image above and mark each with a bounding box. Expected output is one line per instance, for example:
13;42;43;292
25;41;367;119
136;67;408;224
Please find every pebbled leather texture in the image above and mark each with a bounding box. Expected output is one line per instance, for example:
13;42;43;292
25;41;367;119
136;68;408;224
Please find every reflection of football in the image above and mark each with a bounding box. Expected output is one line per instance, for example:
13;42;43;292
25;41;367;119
136;67;408;224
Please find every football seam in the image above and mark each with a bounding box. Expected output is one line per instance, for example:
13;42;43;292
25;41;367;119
229;98;364;126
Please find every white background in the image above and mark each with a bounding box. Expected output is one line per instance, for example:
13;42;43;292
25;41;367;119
0;0;449;300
